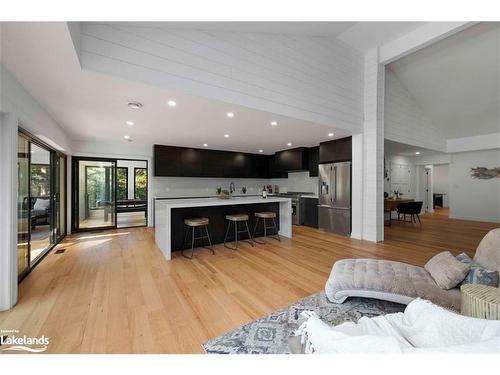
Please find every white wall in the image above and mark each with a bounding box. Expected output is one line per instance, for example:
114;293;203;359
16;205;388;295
78;23;364;134
449;149;500;223
433;164;450;207
0;65;72;153
385;68;446;152
269;171;318;195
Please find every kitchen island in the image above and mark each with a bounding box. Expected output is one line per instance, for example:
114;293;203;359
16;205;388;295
154;196;292;260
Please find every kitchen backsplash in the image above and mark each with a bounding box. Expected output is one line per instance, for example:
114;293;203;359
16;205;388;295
153;171;318;198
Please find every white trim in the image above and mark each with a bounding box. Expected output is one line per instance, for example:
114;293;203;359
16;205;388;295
0;113;18;311
379;22;475;64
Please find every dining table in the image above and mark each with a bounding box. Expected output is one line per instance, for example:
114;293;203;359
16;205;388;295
384;198;414;226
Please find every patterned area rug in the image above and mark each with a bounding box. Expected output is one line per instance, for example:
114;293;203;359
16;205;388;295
202;292;405;354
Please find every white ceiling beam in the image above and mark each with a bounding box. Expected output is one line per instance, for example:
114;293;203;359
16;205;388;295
379;22;476;64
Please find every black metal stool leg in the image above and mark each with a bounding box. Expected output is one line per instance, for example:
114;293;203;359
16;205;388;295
205;225;214;254
181;226;194;259
224;220;233;249
272;218;281;241
244;220;254;246
252;217;265;244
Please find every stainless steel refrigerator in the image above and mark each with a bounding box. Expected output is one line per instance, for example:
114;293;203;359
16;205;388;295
318;162;351;236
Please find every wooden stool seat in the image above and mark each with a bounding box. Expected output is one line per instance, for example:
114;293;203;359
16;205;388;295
184;217;209;226
255;211;276;219
225;214;249;222
182;218;213;259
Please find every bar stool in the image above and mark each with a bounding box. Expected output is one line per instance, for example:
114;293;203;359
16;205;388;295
182;217;213;259
224;214;254;250
252;212;280;244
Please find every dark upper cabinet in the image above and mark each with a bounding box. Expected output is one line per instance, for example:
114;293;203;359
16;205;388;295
275;147;309;172
308;146;319;177
154;145;268;178
319;136;352;164
267;154;287;178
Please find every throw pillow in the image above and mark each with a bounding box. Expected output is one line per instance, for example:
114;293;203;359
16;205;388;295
456;253;499;287
33;198;50;211
424;251;470;290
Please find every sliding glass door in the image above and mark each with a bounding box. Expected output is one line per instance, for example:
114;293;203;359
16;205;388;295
73;158;116;230
17;130;67;279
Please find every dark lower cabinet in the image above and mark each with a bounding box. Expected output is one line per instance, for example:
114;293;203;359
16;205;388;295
301;197;318;228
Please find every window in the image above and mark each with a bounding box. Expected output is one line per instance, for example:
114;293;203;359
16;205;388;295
134;168;147;200
116;167;128;201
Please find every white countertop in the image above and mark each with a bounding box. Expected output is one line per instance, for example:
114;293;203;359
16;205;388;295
155;196;291;208
301;195;318;199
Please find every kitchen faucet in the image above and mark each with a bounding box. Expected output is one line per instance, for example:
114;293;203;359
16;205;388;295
229;182;235;194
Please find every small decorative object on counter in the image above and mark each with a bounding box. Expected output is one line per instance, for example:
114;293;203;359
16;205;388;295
216;187;222;195
262;186;267;199
241;186;247;194
393;190;402;199
267;185;273;193
217;189;232;199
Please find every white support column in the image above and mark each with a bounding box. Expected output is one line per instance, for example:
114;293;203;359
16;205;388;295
0;113;18;311
351;133;363;240
362;49;385;242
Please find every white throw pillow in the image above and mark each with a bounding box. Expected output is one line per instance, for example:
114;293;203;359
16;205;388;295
33;198;50;211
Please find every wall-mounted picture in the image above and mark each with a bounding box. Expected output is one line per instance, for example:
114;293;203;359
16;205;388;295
470;167;500;179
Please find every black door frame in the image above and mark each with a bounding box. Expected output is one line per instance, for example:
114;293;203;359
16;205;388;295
71;156;149;232
18;127;67;281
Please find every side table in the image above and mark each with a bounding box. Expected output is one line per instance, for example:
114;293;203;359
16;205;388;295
461;284;500;320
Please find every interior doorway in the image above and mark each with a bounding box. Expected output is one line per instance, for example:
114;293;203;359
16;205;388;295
72;157;148;232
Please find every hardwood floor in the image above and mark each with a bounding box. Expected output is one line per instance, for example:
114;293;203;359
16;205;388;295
0;211;497;354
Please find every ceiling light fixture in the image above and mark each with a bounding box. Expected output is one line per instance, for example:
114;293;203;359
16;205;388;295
127;102;142;110
271;121;278;126
167;100;177;107
224;134;230;138
415;151;421;155
203;143;208;147
226;112;234;118
328;133;334;137
126;121;135;126
124;135;131;140
287;142;292;147
259;149;263;153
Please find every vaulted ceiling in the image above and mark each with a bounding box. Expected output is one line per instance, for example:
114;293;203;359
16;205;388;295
388;22;500;140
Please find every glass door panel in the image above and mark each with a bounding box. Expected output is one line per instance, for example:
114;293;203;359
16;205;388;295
30;143;52;262
17;135;30;277
76;160;116;230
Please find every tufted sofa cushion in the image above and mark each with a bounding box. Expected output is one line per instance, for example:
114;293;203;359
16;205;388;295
473;228;500;273
325;259;461;311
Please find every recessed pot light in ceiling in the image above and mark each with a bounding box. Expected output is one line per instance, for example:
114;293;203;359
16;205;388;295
287;142;292;147
415;152;421;155
203;143;208;147
226;112;234;118
271;121;278;126
167;100;177;107
127;102;142;110
259;149;263;153
126;121;135;126
224;134;230;138
328;133;334;137
124;135;133;142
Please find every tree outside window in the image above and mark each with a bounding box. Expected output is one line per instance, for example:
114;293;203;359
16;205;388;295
134;168;147;200
116;167;128;201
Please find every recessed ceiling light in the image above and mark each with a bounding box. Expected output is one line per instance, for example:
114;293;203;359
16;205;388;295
328;133;334;137
224;134;230;138
287;142;292;147
271;121;278;126
226;112;234;118
167;100;177;107
127;102;142;109
415;152;421;155
203;143;208;147
259;149;263;153
124;135;131;140
126;121;135;126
